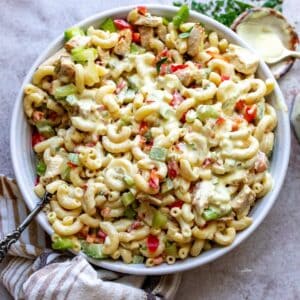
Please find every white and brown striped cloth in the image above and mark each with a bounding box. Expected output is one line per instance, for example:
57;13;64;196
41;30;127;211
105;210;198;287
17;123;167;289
0;176;181;300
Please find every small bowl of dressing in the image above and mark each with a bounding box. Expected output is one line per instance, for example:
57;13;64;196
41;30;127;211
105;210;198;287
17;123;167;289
231;7;299;79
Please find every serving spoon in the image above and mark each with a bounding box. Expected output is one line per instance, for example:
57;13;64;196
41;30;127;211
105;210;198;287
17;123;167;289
0;192;52;263
262;37;300;64
232;7;300;75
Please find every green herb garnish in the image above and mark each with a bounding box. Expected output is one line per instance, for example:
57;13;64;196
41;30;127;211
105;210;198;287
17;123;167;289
156;57;168;73
173;0;283;27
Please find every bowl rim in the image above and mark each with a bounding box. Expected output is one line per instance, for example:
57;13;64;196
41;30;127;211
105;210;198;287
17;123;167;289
10;4;291;275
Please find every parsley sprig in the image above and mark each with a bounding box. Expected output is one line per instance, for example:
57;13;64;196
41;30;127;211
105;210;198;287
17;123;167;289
173;0;283;27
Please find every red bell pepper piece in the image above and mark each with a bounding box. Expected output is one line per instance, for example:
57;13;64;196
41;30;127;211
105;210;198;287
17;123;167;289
97;230;107;240
221;75;230;82
215;117;225;126
180;111;187;123
67;161;77;169
32;111;44;122
167;160;179;179
32;131;45;147
137;6;148;15
139;121;148;135
244;105;257;123
132;32;140;43
235;99;246;112
113;19;132;30
34;177;40;186
170;64;188;73
147;235;159;253
168;200;184;209
149;169;160;190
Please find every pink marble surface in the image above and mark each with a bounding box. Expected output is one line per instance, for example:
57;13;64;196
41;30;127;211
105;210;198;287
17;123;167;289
0;1;299;299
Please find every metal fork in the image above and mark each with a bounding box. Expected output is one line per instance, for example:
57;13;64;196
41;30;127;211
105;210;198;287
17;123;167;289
0;192;52;263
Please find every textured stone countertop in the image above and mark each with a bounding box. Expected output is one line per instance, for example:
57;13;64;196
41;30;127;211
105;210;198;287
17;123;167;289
1;0;299;299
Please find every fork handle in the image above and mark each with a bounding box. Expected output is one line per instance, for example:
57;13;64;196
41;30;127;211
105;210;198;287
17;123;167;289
0;192;52;263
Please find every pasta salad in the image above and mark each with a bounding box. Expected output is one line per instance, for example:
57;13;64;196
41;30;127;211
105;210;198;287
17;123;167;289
24;5;277;266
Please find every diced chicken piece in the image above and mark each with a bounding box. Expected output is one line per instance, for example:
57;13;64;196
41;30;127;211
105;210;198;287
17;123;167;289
187;24;206;57
64;35;91;52
224;45;259;75
192;181;214;215
113;29;132;56
41;49;69;67
134;15;162;27
44;155;64;178
254;151;268;173
156;24;167;42
174;69;193;86
58;56;75;82
231;185;256;216
138;26;154;49
97;47;110;66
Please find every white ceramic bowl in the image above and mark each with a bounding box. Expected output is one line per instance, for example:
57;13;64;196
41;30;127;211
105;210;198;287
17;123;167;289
10;4;290;275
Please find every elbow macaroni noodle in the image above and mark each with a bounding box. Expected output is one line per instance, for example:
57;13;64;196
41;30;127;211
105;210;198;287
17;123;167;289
25;7;277;266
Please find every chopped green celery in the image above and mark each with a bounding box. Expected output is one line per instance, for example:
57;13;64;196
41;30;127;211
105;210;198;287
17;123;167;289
65;94;78;106
159;105;172;119
152;210;168;228
172;4;189;28
149;147;168;162
165;242;177;256
123;175;134;187
121;192;135;207
71;47;98;64
156;57;168;73
202;205;232;221
131;200;138;209
81;241;107;259
197;105;219;121
130;43;146;54
132;255;144;264
202;207;220;221
119;116;131;126
124;206;137;219
64;27;85;41
162;17;170;26
222;96;238;115
61;164;71;181
36;160;46;176
36;123;55;138
123;89;136;104
52;237;74;250
161;178;174;193
186;109;197;123
100;18;117;32
68;153;79;165
54;84;77;99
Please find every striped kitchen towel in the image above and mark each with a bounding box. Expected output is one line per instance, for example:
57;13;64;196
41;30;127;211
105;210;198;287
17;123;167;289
0;176;181;300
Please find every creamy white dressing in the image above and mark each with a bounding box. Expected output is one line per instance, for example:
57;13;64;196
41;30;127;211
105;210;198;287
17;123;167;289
237;22;285;61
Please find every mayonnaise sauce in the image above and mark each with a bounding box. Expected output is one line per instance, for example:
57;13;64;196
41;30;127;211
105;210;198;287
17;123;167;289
236;21;285;61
